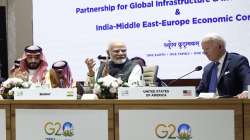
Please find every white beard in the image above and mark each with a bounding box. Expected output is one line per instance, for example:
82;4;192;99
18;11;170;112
111;58;126;64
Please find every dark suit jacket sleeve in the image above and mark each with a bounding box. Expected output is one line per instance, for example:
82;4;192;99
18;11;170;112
196;64;211;95
196;76;206;96
237;56;250;91
0;77;5;85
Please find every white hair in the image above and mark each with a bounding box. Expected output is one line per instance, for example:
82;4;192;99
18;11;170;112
201;33;226;48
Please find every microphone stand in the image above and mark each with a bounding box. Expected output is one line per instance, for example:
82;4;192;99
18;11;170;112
160;80;168;87
167;70;196;86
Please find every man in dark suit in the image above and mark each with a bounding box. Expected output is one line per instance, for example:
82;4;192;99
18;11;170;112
196;33;250;99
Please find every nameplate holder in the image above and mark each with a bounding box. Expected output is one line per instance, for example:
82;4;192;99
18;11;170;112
118;86;196;99
14;88;77;100
248;85;250;99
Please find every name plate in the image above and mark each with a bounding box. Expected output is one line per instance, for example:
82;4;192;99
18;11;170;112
14;88;77;100
118;86;196;99
249;85;250;99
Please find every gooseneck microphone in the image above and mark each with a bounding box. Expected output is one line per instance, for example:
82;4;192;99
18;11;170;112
59;79;65;88
167;66;203;86
195;66;202;71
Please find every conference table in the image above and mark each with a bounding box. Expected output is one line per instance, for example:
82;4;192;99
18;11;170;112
244;99;250;140
0;99;249;140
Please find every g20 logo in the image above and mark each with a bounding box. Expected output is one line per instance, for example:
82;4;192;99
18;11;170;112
44;121;74;137
155;123;192;140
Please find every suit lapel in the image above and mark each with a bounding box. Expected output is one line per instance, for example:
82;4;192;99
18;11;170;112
218;53;230;83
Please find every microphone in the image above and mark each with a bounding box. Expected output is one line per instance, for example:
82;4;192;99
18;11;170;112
195;66;202;71
167;66;202;86
59;79;65;88
97;55;110;60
